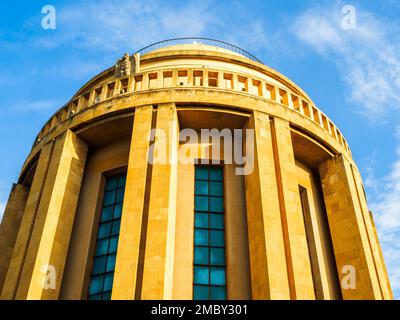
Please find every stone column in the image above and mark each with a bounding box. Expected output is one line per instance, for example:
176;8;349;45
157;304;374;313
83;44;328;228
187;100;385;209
319;154;382;299
187;69;194;87
351;165;393;299
244;111;290;299
1;142;54;299
14;130;87;300
0;184;29;293
271;117;315;300
225;164;251;299
369;210;393;299
140;103;178;299
112;105;153;300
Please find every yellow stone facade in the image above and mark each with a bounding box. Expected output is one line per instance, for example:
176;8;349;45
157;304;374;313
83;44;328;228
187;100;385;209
0;41;392;300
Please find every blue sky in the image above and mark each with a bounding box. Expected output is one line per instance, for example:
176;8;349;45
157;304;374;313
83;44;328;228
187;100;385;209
0;0;399;298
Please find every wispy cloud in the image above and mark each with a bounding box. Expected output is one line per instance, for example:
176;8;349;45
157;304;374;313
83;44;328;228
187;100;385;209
293;2;400;123
1;0;271;58
373;155;400;229
0;99;61;118
369;144;400;296
26;0;217;54
293;2;400;298
0;0;268;83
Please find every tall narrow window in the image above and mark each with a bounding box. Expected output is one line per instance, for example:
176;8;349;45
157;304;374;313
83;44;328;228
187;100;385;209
299;185;321;299
87;173;126;300
193;166;227;300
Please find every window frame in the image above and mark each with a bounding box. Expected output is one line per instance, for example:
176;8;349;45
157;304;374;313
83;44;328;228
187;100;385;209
193;165;227;300
86;171;127;300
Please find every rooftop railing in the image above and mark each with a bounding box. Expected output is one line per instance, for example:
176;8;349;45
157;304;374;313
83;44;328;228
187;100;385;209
133;37;264;64
32;65;351;159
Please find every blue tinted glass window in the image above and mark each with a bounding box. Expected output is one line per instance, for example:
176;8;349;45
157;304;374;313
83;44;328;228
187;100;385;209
194;286;209;300
106;254;116;272
88;276;103;295
103;191;115;206
88;172;126;300
193;166;226;300
102;292;112;300
195;180;209;196
113;203;122;219
194;247;209;265
105;177;117;191
210;214;224;230
210;286;226;300
195;196;209;211
209;167;223;181
194;266;209;285
195;213;209;228
103;273;114;292
210;230;225;247
210;197;224;213
209;182;223;196
117;175;126;187
195;167;208;180
111;220;121;236
108;236;118;254
97;222;112;239
95;239;109;256
100;206;113;222
92;256;107;275
210;267;226;286
210;248;226;266
115;188;125;203
194;229;208;246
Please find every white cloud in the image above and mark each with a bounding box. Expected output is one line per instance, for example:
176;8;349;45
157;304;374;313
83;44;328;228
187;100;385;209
1;0;271;60
366;141;400;298
372;147;400;229
48;58;104;81
223;20;268;53
31;0;216;54
0;0;271;81
293;3;400;123
364;153;379;193
395;127;400;140
293;3;400;298
0;99;62;118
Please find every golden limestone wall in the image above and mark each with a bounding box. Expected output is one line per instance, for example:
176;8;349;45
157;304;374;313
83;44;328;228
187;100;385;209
0;184;29;292
0;44;392;300
319;155;392;299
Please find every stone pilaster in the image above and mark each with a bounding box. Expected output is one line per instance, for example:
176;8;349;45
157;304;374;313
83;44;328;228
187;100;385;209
140;103;178;299
0;184;29;293
369;210;393;299
319;154;382;299
1;142;54;299
351;165;392;299
15;130;87;300
271;117;315;299
244;111;290;299
112;105;153;300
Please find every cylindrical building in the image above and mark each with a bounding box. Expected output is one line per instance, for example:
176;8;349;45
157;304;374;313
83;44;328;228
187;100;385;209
0;39;392;300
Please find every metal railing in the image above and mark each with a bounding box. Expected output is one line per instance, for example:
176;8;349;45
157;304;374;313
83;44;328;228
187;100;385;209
133;37;263;64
